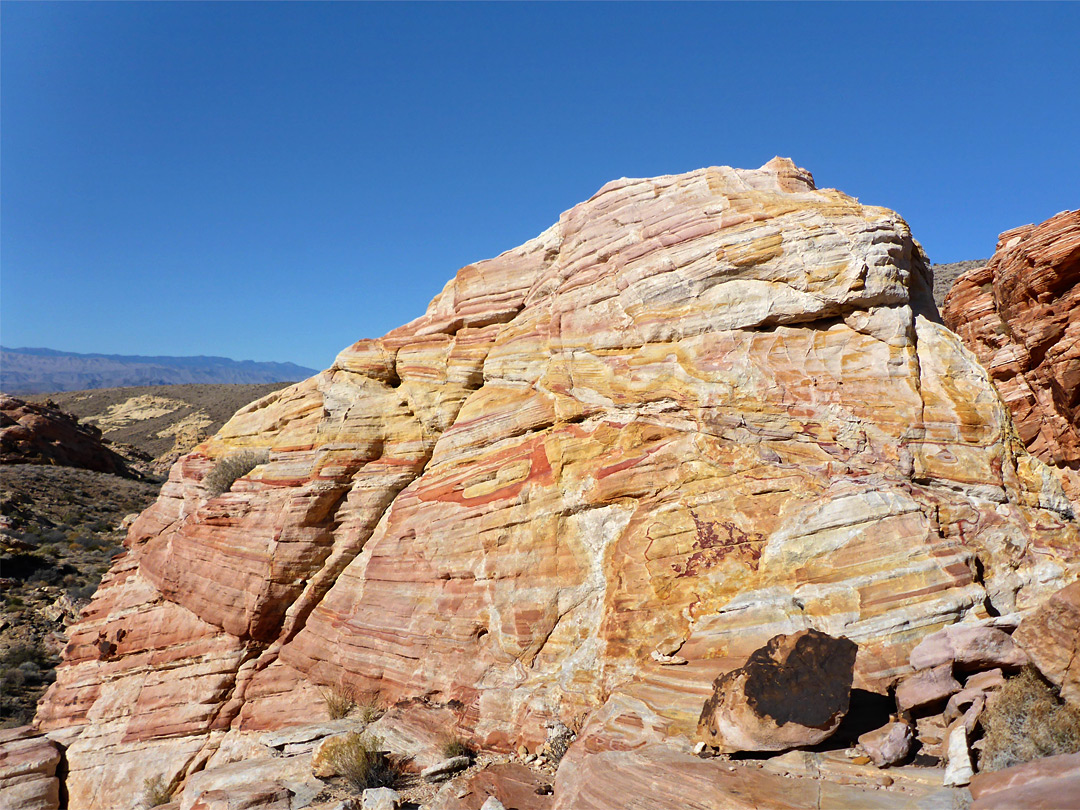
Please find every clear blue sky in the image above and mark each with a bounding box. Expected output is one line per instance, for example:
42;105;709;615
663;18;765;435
3;2;1078;371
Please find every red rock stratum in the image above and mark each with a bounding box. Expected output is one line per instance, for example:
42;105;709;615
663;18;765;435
942;209;1080;499
35;160;1080;808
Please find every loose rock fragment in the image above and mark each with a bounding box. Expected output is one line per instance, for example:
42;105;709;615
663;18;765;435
422;755;471;782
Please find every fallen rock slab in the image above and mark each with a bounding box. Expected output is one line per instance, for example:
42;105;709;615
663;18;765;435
857;720;913;767
697;629;858;753
909;624;1029;672
1013;581;1080;706
969;751;1080;809
942;722;973;787
896;663;962;713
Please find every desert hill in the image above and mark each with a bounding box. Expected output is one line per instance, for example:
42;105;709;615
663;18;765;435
34;382;295;473
7;161;1079;809
1;347;316;395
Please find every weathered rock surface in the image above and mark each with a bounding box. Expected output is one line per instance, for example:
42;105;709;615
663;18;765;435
697;629;857;752
969;751;1080;809
360;787;401;810
896;663;962;713
1013;580;1080;705
857;719;912;767
908;623;1029;672
36;160;1080;808
0;395;130;476
0;726;61;810
942;209;1080;501
553;743;966;810
430;763;553;810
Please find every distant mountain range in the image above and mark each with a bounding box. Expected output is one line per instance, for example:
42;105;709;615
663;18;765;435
1;347;319;394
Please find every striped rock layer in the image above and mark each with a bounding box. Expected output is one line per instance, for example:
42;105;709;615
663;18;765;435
36;160;1080;809
942;209;1080;500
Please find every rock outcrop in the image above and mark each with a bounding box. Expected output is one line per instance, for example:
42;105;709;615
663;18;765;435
0;727;62;810
942;209;1080;500
35;159;1080;808
0;395;131;476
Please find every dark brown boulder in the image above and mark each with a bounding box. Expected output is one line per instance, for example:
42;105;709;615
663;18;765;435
697;629;858;753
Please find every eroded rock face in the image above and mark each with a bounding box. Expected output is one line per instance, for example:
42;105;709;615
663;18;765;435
942;209;1080;501
36;160;1080;808
697;629;857;753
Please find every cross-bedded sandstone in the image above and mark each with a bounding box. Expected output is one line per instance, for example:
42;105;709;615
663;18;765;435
35;160;1079;809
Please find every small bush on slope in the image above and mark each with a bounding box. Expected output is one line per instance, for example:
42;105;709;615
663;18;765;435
325;733;400;792
202;450;268;497
438;732;475;760
979;666;1080;772
142;775;172;807
319;683;357;720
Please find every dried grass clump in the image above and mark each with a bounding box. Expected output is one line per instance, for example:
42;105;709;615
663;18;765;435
979;666;1080;772
142;775;172;807
357;691;383;723
320;683;358;720
203;450;268;497
438;732;475;760
326;732;401;792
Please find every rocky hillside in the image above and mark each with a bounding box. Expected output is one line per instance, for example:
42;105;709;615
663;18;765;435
1;397;161;729
943;209;1080;502
15;160;1080;809
1;347;315;395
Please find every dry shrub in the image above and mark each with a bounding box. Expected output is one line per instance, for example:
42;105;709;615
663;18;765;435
325;732;400;792
979;666;1080;772
203;450;268;497
438;732;475;760
356;691;383;723
142;775;172;807
319;683;358;720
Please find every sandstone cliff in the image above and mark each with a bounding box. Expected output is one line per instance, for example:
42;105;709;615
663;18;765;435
34;160;1080;809
942;209;1080;501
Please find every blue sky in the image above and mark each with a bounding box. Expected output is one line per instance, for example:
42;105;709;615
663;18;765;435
3;2;1078;371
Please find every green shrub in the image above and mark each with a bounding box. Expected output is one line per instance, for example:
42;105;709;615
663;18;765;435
979;666;1080;772
325;733;400;792
142;774;172;807
203;450;269;497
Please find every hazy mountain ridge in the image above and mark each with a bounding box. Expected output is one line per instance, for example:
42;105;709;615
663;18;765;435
0;347;318;394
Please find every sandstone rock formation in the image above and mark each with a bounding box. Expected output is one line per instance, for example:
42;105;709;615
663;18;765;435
0;727;62;810
35;159;1080;808
0;395;130;476
942;209;1080;500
